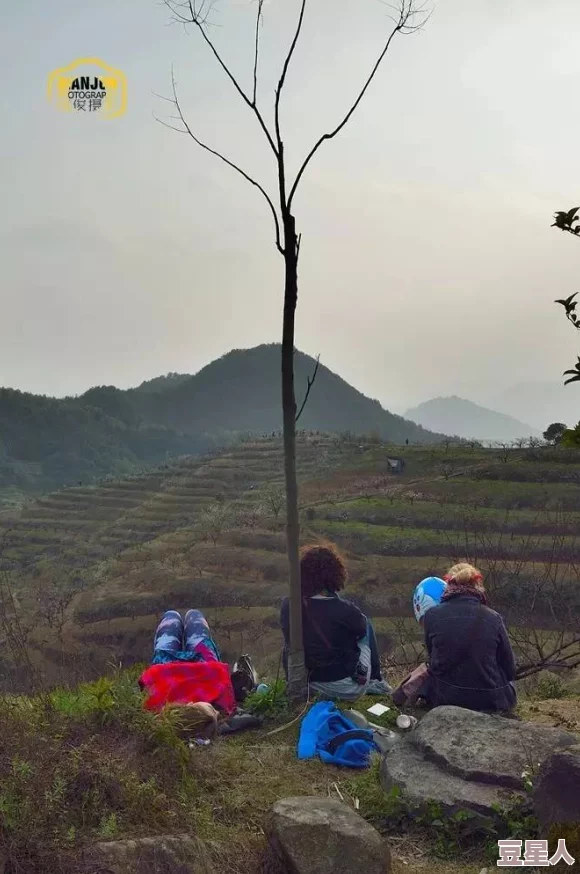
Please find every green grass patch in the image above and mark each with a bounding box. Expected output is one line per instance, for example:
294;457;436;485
245;679;290;720
0;671;199;873
419;478;580;511
310;517;580;562
315;497;580;536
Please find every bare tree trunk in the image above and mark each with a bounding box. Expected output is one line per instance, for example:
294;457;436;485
160;0;426;703
281;213;307;698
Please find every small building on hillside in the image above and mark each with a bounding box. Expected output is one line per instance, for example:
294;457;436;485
386;456;405;474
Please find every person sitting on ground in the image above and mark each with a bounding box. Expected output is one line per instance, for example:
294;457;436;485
422;562;517;714
138;609;238;736
391;575;447;708
280;543;391;701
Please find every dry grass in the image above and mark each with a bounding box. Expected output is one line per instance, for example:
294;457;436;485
2;437;579;696
3;671;578;873
520;694;580;732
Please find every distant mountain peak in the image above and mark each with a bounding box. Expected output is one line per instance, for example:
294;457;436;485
0;344;446;495
405;395;538;442
144;343;445;444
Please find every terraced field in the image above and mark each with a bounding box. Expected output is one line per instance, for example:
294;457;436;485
0;436;579;690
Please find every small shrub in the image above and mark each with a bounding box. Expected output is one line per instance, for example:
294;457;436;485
98;812;120;840
245;679;290;720
533;674;570;700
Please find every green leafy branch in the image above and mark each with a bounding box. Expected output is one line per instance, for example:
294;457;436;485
552;207;580;385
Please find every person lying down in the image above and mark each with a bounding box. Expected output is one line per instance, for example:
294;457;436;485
138;608;259;738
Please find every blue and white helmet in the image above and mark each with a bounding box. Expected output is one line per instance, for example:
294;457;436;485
413;577;446;623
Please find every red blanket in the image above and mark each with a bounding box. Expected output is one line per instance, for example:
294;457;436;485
139;660;236;715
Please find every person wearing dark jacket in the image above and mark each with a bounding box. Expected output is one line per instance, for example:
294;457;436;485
280;543;391;700
422;562;517;713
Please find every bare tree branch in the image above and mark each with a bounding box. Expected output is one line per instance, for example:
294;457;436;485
275;0;308;157
295;354;320;423
166;0;218;29
157;69;283;253
164;0;279;156
287;0;426;209
253;0;266;106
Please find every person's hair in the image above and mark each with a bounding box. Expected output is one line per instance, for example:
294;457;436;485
164;701;219;739
300;543;347;598
444;562;484;589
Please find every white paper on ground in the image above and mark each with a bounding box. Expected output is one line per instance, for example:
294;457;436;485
366;703;390;716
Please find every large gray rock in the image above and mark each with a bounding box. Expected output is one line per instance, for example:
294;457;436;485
83;834;207;874
412;706;577;788
381;706;578;819
267;796;391;874
533;744;580;831
382;739;521;817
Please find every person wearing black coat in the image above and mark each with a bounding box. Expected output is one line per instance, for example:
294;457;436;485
280;543;391;699
422;562;517;713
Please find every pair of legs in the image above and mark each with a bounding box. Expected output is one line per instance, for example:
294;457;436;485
152;609;220;666
309;619;392;702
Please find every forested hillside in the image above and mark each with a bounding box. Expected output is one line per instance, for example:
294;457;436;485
0;345;442;496
126;346;443;442
0;388;212;494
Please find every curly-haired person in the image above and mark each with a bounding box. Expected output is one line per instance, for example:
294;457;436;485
280;543;391;700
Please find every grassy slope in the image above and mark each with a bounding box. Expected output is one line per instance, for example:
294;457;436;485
2;437;580;872
1;437;579;686
2;669;579;874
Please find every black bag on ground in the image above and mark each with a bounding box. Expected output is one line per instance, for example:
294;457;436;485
231;654;258;703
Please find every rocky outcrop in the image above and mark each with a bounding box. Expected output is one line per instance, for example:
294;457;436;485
533;744;580;832
267;796;391;874
381;706;578;818
382;737;516;817
83;834;206;874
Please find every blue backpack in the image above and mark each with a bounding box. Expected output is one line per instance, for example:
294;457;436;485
297;701;378;768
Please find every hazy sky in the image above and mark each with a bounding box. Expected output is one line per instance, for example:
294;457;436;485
2;0;580;423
